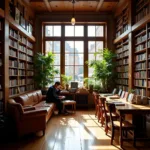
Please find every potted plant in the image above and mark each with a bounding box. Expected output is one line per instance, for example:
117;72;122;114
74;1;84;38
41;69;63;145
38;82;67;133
34;52;58;93
87;48;116;92
83;77;95;93
61;74;72;90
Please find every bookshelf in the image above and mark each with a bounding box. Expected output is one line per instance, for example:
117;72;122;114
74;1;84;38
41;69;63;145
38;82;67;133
115;37;129;91
9;26;34;97
115;6;129;38
0;8;4;114
134;0;150;24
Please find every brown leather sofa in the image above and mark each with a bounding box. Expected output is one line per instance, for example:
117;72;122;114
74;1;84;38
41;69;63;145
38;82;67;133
8;90;55;137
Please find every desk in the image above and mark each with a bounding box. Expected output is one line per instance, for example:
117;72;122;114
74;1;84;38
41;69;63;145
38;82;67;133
101;94;150;147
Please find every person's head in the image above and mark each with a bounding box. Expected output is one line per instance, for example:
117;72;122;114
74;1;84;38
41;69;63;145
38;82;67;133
54;81;61;89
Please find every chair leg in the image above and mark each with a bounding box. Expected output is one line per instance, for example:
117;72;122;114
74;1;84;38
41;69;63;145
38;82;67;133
111;128;114;145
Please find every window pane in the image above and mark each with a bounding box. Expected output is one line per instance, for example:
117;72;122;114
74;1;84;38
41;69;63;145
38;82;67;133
65;54;74;65
75;54;83;65
54;54;60;65
65;41;74;53
65;66;74;80
45;41;52;53
88;41;95;53
88;54;95;62
65;26;74;36
88;68;94;77
54;66;60;77
96;26;103;37
88;26;95;37
54;41;60;53
75;41;84;53
45;26;52;36
96;41;103;52
75;66;83;87
54;26;61;36
75;26;84;37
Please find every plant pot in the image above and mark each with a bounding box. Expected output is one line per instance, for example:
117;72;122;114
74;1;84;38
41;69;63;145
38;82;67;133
65;84;69;91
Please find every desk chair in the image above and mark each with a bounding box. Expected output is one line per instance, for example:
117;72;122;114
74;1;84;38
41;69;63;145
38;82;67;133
93;92;100;118
108;103;136;146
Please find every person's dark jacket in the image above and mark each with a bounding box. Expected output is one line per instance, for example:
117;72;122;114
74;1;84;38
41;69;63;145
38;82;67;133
46;86;61;103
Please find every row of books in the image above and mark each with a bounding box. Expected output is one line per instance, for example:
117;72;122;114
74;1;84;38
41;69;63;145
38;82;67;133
147;71;150;77
9;87;18;96
135;88;146;96
19;62;25;69
27;41;33;49
116;79;128;85
135;34;146;45
9;79;17;87
135;6;149;23
9;28;18;39
18;79;25;85
27;71;34;76
135;53;146;61
0;58;2;66
134;79;146;87
9;60;18;67
27;64;33;70
9;69;18;76
116;66;128;72
136;0;149;10
117;72;128;78
116;59;129;65
135;62;146;70
135;43;146;52
117;51;129;59
18;70;25;75
10;39;18;49
134;71;146;78
117;85;128;91
19;86;26;93
148;32;150;39
19;52;26;60
27;79;34;84
27;56;33;62
116;25;128;38
9;48;17;57
26;84;34;91
147;80;150;87
27;49;33;56
19;44;26;52
148;40;150;48
19;34;27;44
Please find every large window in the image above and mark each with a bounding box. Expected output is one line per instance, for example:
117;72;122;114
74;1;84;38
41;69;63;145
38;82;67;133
44;24;105;87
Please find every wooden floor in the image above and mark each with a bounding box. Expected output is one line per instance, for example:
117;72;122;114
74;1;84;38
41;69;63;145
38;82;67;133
0;110;150;150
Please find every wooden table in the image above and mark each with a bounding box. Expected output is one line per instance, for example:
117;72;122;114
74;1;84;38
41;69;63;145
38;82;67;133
115;103;150;147
101;94;150;147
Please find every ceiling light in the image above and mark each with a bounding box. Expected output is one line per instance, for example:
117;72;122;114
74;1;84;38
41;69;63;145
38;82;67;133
71;0;76;25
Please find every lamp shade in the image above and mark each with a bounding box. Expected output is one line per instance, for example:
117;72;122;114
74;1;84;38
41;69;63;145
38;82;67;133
71;17;76;25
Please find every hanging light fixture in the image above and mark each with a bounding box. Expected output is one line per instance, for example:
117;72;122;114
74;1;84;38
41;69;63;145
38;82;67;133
71;0;76;25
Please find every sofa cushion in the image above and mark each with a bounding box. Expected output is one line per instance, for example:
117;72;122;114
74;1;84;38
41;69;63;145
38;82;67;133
35;101;55;108
36;90;43;102
15;94;31;106
32;91;39;105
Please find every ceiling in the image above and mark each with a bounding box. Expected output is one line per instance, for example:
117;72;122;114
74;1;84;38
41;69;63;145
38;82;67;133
26;0;120;13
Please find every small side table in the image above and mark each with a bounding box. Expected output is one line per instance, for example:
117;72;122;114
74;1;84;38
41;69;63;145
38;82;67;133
62;100;76;113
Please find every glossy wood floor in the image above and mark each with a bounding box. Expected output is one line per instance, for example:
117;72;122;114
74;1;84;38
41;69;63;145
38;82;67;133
0;110;150;150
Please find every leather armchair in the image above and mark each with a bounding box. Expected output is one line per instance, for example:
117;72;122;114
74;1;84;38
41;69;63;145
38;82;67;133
8;99;47;137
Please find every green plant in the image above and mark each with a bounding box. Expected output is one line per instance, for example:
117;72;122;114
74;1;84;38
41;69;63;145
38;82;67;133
61;74;72;86
34;52;58;89
87;48;116;92
128;88;135;94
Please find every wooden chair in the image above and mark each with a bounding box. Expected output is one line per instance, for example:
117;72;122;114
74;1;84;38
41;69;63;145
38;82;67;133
107;103;136;146
93;92;100;117
100;97;119;135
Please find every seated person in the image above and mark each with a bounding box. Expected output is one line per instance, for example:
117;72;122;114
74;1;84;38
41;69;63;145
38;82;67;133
46;81;68;114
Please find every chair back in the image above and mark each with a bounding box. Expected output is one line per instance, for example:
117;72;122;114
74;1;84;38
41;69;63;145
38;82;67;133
93;92;99;107
120;91;125;99
99;97;107;117
107;103;116;126
118;89;122;96
112;88;117;95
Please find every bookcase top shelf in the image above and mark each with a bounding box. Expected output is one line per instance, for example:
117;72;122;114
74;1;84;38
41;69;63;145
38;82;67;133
6;16;36;42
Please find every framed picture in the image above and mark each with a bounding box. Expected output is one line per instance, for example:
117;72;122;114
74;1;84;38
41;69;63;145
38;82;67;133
20;15;25;29
15;7;20;24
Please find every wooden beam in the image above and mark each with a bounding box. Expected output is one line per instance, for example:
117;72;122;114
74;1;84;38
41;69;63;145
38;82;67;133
96;0;104;12
43;0;52;12
30;0;100;2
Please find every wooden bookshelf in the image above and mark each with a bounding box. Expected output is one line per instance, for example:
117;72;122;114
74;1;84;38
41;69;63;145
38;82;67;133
115;37;129;91
134;0;150;24
0;8;4;114
8;27;34;97
115;6;129;39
